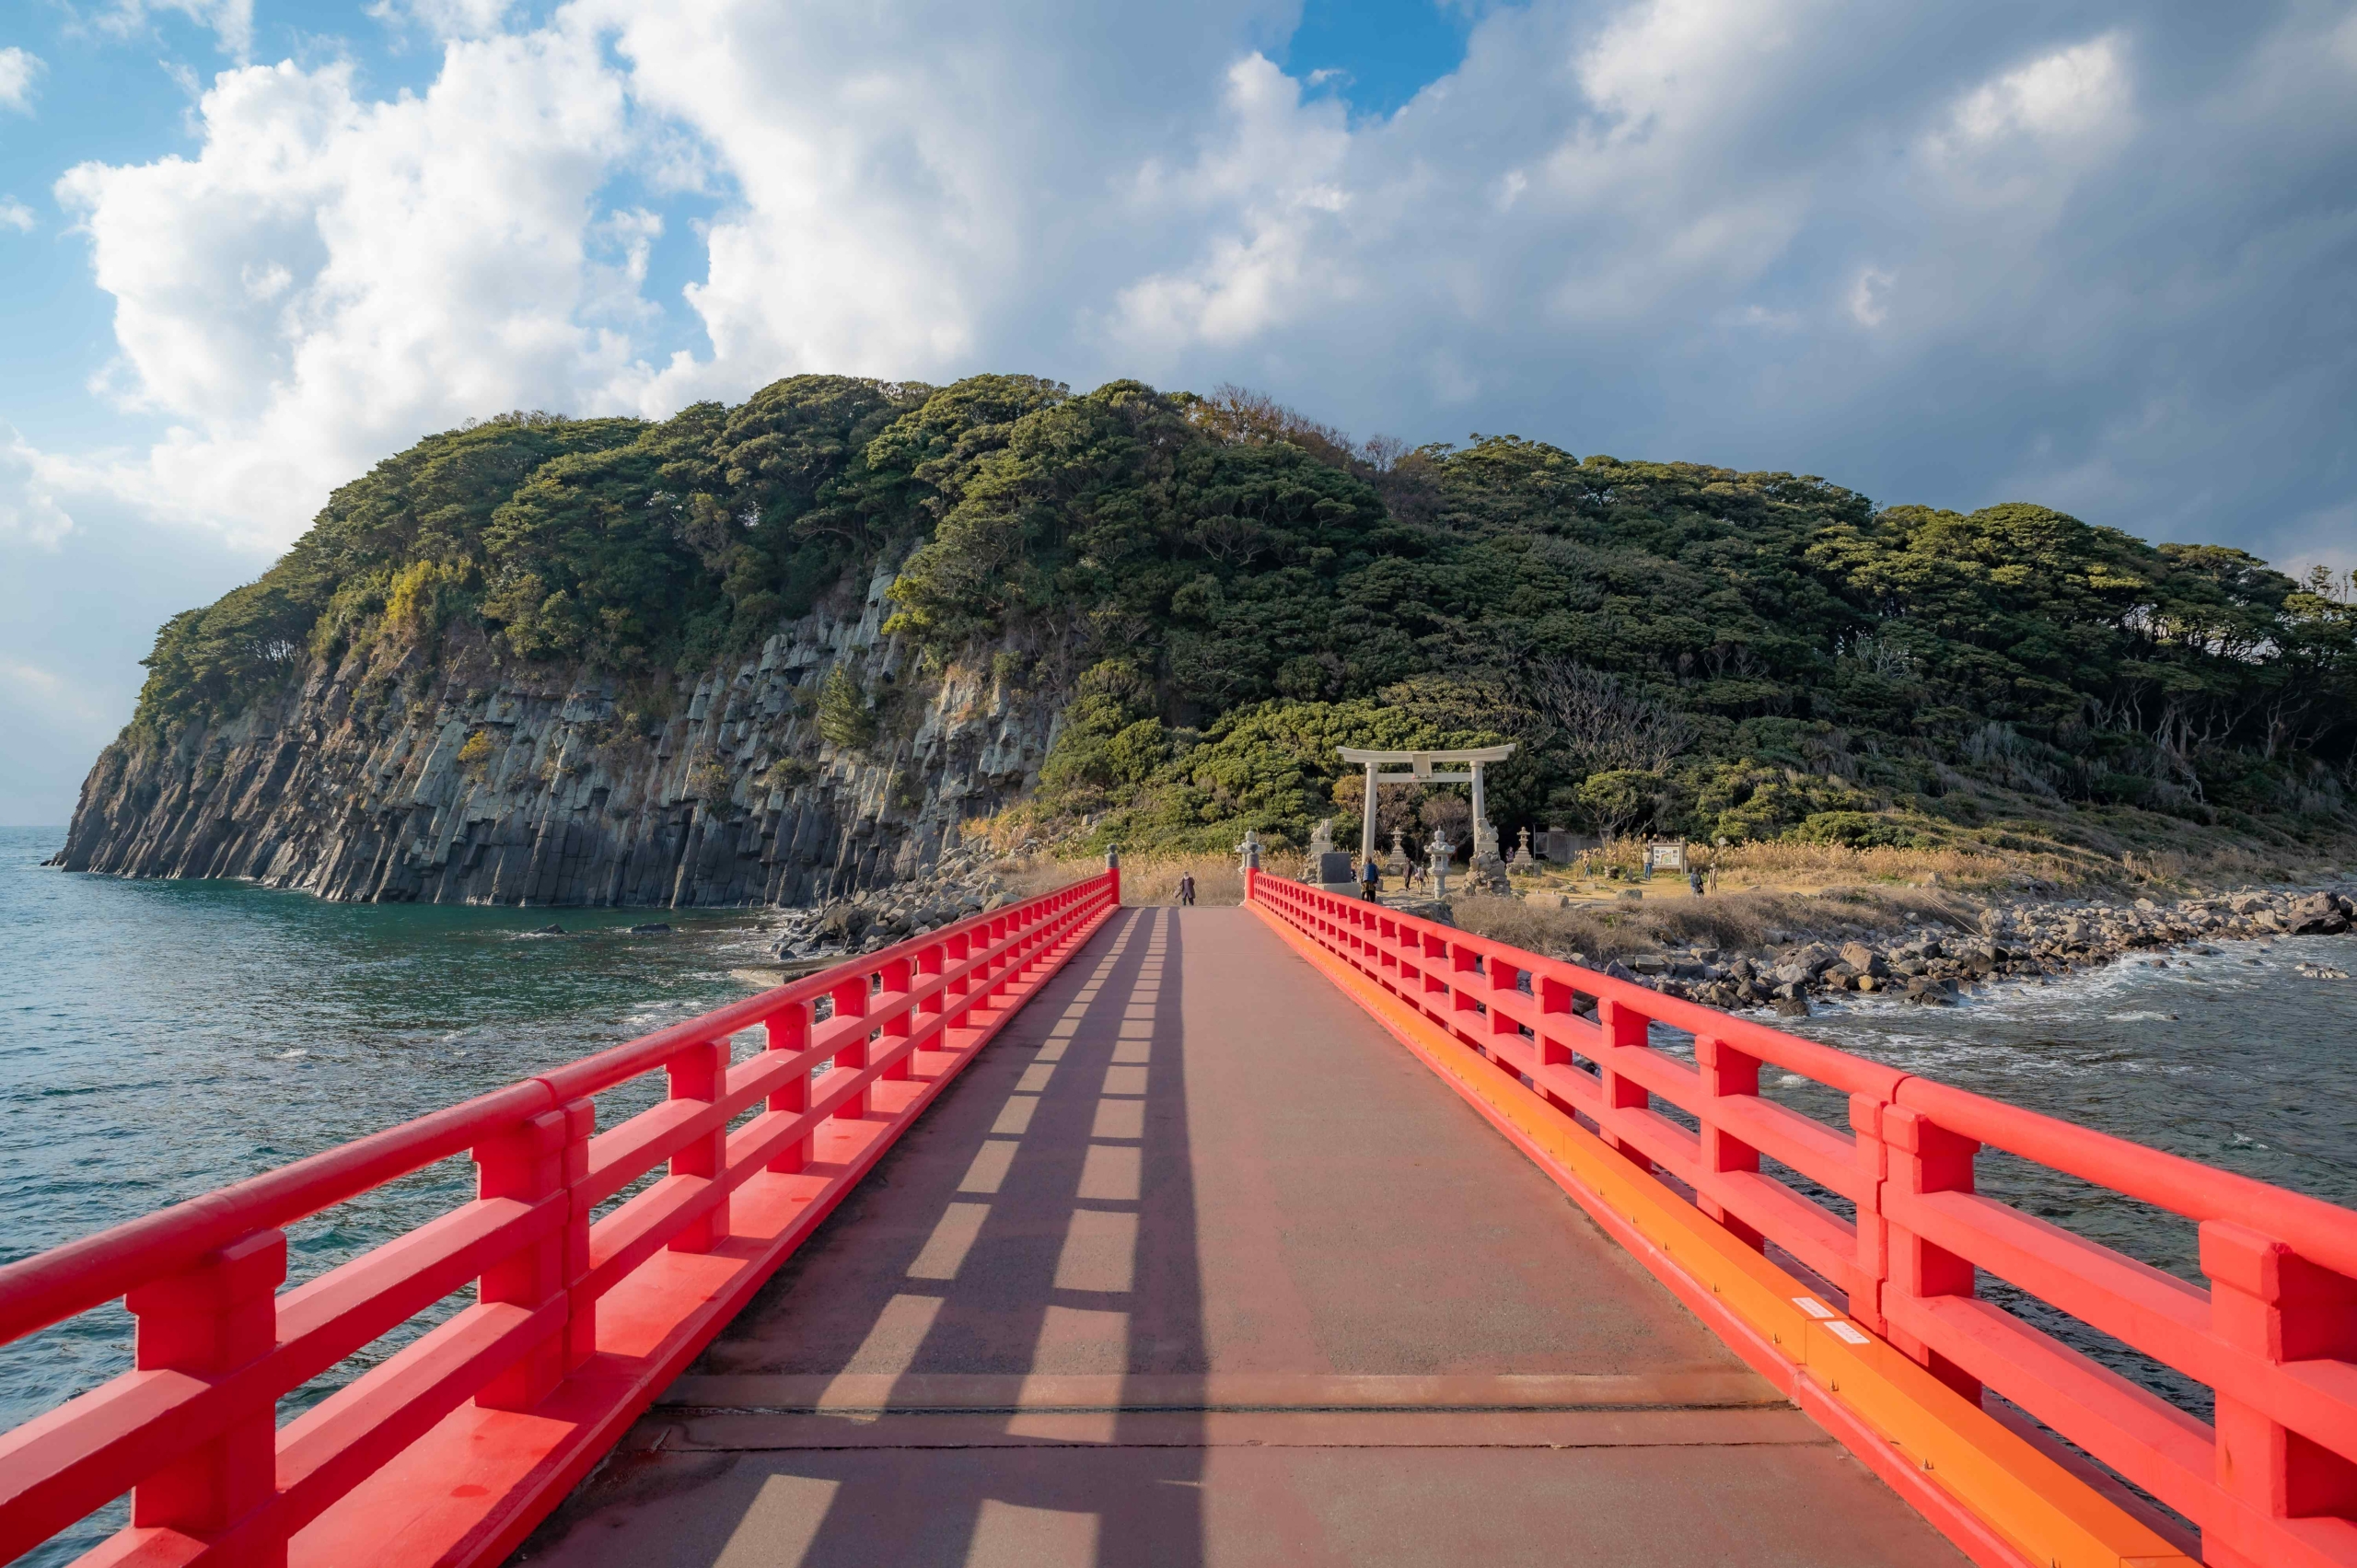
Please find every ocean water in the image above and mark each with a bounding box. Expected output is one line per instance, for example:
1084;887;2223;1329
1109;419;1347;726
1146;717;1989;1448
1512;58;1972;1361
2;823;2353;1554
1791;942;2357;1216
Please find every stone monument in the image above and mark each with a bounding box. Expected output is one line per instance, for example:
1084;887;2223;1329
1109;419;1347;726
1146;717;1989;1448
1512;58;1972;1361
1426;827;1456;897
1467;816;1511;895
1385;827;1411;882
1306;817;1355;889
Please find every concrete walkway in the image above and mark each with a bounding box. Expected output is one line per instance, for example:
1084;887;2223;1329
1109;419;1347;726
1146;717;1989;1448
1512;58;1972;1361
516;907;1964;1567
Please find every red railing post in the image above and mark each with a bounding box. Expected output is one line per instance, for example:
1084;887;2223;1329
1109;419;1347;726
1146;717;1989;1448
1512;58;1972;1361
1695;1035;1766;1251
124;1229;286;1564
1536;976;1579;1117
477;1099;591;1409
877;957;914;1081
1448;942;1483;1045
765;1002;810;1174
2200;1220;2357;1565
1595;996;1653;1172
1481;951;1526;1085
1884;1103;1980;1400
668;1039;729;1253
944;932;971;1025
915;942;946;1036
1848;1095;1891;1335
830;974;871;1121
990;915;1013;993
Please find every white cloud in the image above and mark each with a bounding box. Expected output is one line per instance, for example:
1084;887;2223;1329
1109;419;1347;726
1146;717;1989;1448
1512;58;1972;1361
1109;55;1354;356
598;0;1281;407
0;429;75;549
1848;267;1893;328
1946;34;2130;147
368;0;515;41
0;199;34;233
33;0;2357;573
0;47;42;113
55;20;639;548
91;2;255;60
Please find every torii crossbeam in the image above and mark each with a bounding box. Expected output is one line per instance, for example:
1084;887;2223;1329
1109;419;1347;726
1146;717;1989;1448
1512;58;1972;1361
1336;744;1516;865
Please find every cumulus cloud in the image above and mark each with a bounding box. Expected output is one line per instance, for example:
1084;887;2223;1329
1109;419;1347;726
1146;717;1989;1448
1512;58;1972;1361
0;200;34;233
1109;56;1354;355
39;0;2357;571
56;17;638;547
0;47;42;112
0;428;75;549
599;0;1281;404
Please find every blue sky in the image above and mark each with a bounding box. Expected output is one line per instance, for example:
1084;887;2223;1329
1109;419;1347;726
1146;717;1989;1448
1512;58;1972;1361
3;0;2355;823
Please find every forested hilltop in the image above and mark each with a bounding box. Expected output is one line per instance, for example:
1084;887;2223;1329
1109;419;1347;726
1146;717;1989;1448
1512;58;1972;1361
101;373;2357;890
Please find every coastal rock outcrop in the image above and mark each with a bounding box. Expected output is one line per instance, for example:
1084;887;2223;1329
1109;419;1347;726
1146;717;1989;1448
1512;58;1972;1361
1629;887;2357;1012
55;563;1069;908
765;839;1032;959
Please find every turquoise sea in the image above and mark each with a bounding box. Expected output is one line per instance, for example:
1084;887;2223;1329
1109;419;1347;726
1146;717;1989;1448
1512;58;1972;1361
2;822;2353;1557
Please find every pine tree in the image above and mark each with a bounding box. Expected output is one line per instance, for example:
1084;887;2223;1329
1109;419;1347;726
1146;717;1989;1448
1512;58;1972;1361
817;665;875;750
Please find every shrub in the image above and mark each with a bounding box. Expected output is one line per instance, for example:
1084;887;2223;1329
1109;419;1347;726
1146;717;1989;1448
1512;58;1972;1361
817;666;875;750
1792;810;1934;849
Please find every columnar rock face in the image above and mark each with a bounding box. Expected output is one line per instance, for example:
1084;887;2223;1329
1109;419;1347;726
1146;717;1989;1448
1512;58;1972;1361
56;563;1067;908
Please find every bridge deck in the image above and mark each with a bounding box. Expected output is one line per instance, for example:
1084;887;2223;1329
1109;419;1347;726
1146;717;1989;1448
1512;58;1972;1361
517;907;1964;1567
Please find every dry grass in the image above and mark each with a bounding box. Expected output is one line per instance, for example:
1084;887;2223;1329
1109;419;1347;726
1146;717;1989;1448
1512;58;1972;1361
2127;843;2349;889
1004;851;1245;907
1550;835;2045;890
1106;853;1243;907
1708;841;2017;882
1448;883;1977;963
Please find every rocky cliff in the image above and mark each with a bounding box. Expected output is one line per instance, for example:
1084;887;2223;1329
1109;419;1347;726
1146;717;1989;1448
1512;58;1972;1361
55;559;1067;907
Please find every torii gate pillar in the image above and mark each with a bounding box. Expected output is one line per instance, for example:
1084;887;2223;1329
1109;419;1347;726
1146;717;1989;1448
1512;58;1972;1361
1338;745;1517;866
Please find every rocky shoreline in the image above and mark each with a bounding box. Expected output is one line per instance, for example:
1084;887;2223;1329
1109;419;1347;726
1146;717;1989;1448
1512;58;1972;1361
1603;886;2357;1016
762;840;1035;962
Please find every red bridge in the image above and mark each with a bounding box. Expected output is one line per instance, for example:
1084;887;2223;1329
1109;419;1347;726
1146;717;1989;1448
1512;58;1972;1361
3;865;2353;1567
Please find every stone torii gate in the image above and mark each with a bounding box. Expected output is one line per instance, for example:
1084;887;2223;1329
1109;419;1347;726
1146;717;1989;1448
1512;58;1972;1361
1337;744;1516;866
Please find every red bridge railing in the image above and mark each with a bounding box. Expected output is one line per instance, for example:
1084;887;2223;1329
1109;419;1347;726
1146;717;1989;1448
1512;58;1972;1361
1248;871;2357;1568
0;869;1118;1568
